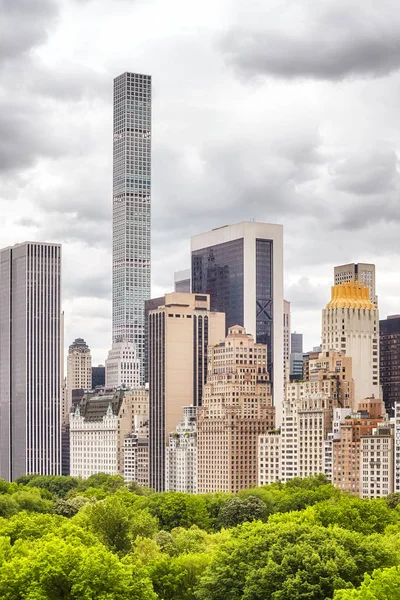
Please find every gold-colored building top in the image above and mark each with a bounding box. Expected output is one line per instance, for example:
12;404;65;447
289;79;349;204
326;281;376;310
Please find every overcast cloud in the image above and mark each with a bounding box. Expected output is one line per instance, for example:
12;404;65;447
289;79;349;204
1;0;400;363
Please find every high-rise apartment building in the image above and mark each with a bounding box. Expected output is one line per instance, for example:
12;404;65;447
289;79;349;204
105;340;141;389
322;282;379;406
197;326;274;493
166;406;197;493
332;398;386;496
112;72;151;383
0;242;62;480
334;263;377;305
360;423;394;499
258;351;353;486
148;292;225;491
380;315;400;416
65;338;92;421
191;221;284;424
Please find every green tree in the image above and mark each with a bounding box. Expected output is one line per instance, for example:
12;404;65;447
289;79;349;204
334;566;400;599
0;512;64;545
54;495;89;518
0;535;156;600
11;489;53;514
82;496;132;555
17;475;80;498
195;520;397;600
130;509;159;541
148;492;211;531
217;496;271;529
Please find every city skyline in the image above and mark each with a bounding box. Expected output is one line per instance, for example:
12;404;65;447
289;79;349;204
1;1;400;366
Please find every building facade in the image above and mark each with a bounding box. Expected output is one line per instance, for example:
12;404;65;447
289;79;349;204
0;242;62;481
291;332;303;354
105;340;141;389
166;406;197;493
66;338;92;422
334;263;377;305
360;424;394;499
70;404;118;478
380;315;400;416
112;72;151;382
332;399;386;496
191;221;284;424
258;351;353;485
322;281;379;406
197;326;274;493
148;292;225;491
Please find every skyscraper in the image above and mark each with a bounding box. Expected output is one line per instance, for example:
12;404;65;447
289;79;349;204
191;221;284;424
65;338;92;422
196;326;274;493
148;292;225;491
379;315;400;415
334;263;377;305
112;72;151;382
321;281;379;405
0;242;62;480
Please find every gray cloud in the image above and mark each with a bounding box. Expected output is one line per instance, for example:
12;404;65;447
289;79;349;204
331;150;399;195
0;0;59;64
220;1;400;81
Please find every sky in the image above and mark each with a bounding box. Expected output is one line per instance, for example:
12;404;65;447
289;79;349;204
1;0;400;365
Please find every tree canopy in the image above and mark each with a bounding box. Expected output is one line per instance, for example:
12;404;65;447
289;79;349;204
0;474;398;599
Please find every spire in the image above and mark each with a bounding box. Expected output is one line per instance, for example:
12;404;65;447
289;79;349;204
106;403;114;417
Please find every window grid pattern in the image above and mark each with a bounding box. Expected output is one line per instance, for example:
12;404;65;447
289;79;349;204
113;72;151;382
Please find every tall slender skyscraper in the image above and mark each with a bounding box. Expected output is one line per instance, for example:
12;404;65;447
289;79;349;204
112;72;151;382
0;242;62;481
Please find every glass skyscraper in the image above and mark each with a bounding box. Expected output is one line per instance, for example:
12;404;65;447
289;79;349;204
112;72;151;381
191;222;285;425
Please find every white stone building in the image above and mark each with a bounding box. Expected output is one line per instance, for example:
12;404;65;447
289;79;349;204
166;406;197;493
105;340;141;389
70;404;118;478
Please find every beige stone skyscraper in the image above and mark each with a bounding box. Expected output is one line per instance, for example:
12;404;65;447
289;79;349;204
148;292;225;491
197;325;274;493
322;282;379;406
65;338;92;421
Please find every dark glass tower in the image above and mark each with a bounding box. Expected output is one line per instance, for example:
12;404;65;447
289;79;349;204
191;222;284;424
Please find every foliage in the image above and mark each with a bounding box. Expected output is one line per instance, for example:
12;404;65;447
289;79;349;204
0;474;399;599
334;566;400;599
148;492;211;531
217;495;271;528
